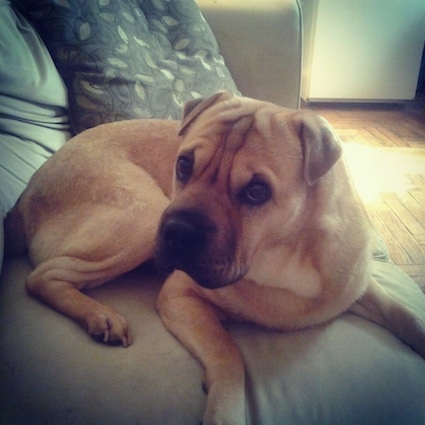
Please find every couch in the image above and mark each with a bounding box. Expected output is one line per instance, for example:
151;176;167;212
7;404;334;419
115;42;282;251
1;1;425;424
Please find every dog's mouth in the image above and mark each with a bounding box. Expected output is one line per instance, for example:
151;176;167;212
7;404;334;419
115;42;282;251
155;252;247;290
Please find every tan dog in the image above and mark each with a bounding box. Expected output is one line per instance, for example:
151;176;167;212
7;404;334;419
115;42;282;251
5;92;425;425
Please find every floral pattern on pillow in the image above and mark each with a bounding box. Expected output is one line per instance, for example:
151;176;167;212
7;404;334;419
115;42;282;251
14;0;240;133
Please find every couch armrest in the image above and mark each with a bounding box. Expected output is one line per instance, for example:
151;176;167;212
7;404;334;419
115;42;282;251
196;0;302;109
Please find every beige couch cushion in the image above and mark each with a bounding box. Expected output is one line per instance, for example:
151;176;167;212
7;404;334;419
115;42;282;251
1;258;424;425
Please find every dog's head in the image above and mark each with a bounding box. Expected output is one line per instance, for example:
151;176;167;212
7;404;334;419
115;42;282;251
155;91;342;289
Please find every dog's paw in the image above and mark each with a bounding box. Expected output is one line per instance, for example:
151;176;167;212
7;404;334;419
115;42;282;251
201;412;245;425
201;383;246;425
201;414;245;425
83;309;132;348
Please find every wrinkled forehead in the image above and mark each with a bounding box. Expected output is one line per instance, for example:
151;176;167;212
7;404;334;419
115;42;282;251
178;103;302;164
182;98;294;151
177;104;303;191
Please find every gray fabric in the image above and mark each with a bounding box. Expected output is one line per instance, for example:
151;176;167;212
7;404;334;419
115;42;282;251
0;222;3;276
0;1;71;215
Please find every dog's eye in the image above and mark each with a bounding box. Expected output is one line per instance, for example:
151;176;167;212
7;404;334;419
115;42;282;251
240;181;272;206
176;156;193;182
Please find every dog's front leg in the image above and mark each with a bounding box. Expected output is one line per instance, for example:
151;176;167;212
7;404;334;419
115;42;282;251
157;271;246;425
349;278;425;358
27;257;131;347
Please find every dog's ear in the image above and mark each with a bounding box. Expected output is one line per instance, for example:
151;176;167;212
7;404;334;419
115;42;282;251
179;91;233;136
296;112;342;185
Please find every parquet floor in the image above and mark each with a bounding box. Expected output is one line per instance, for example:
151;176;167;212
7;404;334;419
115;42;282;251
302;102;425;289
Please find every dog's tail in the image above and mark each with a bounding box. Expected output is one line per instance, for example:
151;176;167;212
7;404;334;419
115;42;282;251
3;203;27;257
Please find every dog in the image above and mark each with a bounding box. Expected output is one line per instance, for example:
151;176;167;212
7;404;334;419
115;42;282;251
5;91;425;425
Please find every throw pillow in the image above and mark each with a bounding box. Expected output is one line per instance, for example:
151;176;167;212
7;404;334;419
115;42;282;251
14;0;240;133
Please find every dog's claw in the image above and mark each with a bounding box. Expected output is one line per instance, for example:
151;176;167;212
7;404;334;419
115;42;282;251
92;333;125;347
84;310;131;347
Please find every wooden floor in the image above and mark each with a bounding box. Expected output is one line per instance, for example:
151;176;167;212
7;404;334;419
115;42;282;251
302;102;425;289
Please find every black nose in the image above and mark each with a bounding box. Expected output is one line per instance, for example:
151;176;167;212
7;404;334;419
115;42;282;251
162;215;205;254
158;210;216;268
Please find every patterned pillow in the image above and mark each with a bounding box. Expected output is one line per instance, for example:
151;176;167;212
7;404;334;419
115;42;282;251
14;0;240;134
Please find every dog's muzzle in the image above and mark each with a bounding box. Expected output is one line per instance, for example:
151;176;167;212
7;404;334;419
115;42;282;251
155;209;244;289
